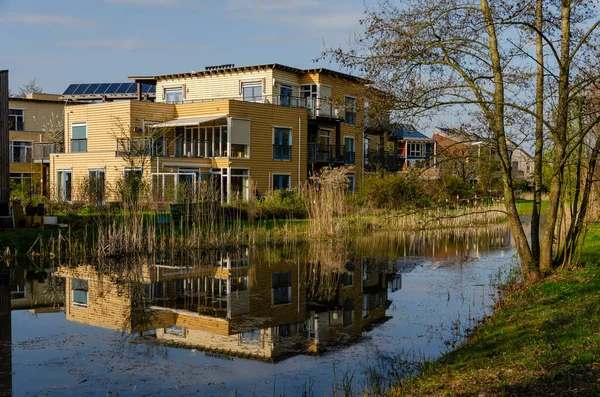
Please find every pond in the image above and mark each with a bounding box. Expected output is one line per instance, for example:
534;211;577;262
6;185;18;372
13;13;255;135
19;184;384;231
0;225;518;396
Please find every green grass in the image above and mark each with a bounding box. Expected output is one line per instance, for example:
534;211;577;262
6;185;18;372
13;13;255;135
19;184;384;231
515;199;549;216
394;224;600;396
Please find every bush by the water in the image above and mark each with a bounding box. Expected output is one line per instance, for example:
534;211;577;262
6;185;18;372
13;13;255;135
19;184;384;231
362;173;432;209
255;189;307;219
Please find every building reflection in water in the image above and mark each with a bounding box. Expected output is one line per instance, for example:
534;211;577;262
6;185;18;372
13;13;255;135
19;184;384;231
53;225;513;363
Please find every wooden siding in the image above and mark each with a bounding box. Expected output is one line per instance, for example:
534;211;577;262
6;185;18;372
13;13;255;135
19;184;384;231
8;98;64;137
156;69;275;102
228;100;308;194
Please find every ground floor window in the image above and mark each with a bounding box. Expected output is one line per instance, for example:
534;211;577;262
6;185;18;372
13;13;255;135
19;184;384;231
346;175;355;193
272;174;291;190
88;169;106;205
9;172;38;202
230;169;249;202
56;169;72;202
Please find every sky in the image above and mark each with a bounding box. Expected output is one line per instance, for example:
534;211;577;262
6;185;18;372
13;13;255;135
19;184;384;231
0;0;368;95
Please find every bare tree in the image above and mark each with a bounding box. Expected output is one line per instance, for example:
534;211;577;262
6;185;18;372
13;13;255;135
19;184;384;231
16;79;43;98
324;0;600;277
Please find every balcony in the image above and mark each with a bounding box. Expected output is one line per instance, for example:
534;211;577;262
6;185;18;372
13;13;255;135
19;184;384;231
308;144;354;165
365;150;405;172
33;143;64;163
116;138;167;157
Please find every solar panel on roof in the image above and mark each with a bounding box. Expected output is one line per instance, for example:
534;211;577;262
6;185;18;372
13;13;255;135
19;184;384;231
73;84;89;95
63;84;79;95
114;83;128;94
145;85;156;93
96;83;110;94
125;83;137;94
105;83;121;94
83;83;101;95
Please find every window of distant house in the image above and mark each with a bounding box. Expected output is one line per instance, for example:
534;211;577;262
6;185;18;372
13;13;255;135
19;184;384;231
164;87;183;104
345;96;356;125
242;83;263;102
9;109;24;131
71;123;87;153
273;128;292;160
407;142;424;157
9;141;32;163
72;278;88;306
272;174;291;190
272;271;292;305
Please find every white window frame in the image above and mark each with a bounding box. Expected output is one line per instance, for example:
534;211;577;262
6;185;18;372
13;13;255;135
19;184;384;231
88;168;106;205
240;80;264;103
71;122;88;153
163;85;185;104
56;168;73;202
408;142;425;157
8;108;25;131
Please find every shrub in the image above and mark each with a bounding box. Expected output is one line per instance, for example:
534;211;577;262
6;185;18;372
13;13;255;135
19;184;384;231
256;189;307;219
362;174;431;209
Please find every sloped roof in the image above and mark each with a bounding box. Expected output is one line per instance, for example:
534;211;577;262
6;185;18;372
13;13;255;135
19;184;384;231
389;124;431;141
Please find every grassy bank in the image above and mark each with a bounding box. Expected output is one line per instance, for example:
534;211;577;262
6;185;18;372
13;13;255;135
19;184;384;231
395;223;600;396
515;198;549;216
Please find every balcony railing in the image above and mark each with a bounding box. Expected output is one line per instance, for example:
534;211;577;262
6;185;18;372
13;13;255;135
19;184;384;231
308;144;354;164
33;143;63;162
273;144;292;160
162;95;346;120
365;149;406;172
116;138;167;157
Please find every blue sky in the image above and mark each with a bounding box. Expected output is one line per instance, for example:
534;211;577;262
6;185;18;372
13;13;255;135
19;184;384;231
1;0;367;95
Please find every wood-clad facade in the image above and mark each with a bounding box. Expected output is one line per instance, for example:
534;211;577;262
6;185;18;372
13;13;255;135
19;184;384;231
51;64;368;203
8;93;65;199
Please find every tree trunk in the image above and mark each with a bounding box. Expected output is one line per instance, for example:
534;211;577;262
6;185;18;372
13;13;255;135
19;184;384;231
531;0;544;268
480;0;536;273
540;1;571;272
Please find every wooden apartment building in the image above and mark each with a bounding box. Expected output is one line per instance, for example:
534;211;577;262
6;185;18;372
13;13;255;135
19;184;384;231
50;64;369;203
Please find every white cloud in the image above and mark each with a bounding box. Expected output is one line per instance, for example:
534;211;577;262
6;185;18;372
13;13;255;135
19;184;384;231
105;0;189;6
226;0;364;34
0;12;83;27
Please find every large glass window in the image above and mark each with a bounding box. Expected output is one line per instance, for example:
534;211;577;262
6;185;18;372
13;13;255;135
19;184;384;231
88;169;106;204
230;169;249;201
344;137;355;165
164;87;183;104
9;109;24;131
9;141;32;162
71;123;87;153
242;84;262;102
273;128;291;160
57;169;72;202
272;271;291;305
272;174;291;190
345;97;356;125
72;278;88;306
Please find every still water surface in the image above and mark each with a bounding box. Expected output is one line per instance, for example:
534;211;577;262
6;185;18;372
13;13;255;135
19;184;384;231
2;226;517;396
